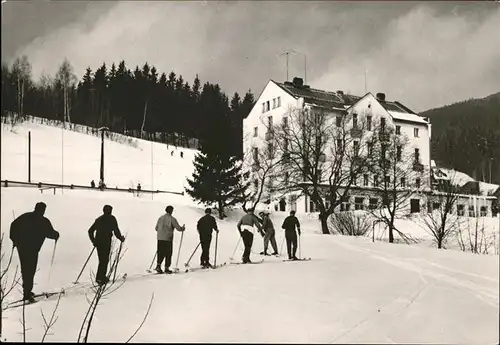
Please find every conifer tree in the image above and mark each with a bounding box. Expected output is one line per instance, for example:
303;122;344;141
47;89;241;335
185;139;249;219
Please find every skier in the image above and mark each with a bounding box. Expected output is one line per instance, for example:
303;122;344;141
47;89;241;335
236;208;263;263
281;210;301;260
196;208;219;268
259;211;278;256
90;180;96;188
9;202;60;302
155;205;185;274
88;205;125;285
137;183;141;191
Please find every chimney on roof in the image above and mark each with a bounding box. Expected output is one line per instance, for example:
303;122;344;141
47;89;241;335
337;90;344;96
376;93;386;102
292;77;304;88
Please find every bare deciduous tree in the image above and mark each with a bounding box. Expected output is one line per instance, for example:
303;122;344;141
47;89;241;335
422;173;462;249
0;233;21;339
55;59;77;123
367;126;424;243
259;105;375;234
11;55;32;118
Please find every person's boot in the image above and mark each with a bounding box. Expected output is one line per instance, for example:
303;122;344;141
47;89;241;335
292;256;299;261
164;267;173;274
23;294;36;303
272;251;279;256
155;265;164;274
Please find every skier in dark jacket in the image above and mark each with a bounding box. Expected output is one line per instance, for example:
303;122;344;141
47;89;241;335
282;210;301;260
196;208;219;268
10;202;60;302
88;205;125;285
259;211;278;256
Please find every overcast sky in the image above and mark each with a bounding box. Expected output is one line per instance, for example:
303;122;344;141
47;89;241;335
2;1;500;112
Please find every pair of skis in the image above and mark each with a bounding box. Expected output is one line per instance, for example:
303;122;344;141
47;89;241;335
7;291;65;309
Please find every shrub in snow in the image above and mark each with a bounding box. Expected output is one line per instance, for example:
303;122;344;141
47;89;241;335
328;211;371;236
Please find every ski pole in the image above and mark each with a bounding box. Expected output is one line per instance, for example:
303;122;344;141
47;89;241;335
112;240;124;283
74;247;95;284
229;235;241;260
298;233;302;259
214;231;219;268
184;242;201;267
47;239;58;284
148;252;157;272
173;231;184;272
280;234;285;254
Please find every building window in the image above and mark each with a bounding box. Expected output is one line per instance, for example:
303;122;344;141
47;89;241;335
384;175;390;185
396;125;401;135
284;172;289;185
336;139;343;151
363;174;369;186
367;116;372;131
368;142;374;156
268;116;273;129
410;199;420;213
317;169;322;183
480;206;487;217
381;144;387;159
380;118;386;133
433;202;440;211
284;137;289;151
262;103;266;113
457;204;465;216
396;146;402;161
468;205;475;217
253;147;259;162
354;197;364;210
415;177;421;188
277;96;281;107
369;198;378;210
283;116;288;129
272;98;276;109
401;177;406;187
340;198;350;212
267;143;274;159
266;101;270;112
353;113;358;128
414;148;420;162
374;175;379;187
253;127;258;137
336;116;342;127
414;128;419;138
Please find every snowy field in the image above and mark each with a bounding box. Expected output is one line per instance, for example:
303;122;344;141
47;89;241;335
1;121;499;343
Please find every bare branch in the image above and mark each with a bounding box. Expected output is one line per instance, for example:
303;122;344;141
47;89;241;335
125;293;155;343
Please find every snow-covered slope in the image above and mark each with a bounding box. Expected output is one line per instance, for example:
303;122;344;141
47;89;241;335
1;121;197;193
1;121;499;343
1;187;499;343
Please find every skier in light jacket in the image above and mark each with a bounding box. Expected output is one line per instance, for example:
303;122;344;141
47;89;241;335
155;205;185;274
236;208;263;263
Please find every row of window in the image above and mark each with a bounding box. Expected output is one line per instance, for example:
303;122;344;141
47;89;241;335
262;97;282;113
339;114;420;138
253;115;288;137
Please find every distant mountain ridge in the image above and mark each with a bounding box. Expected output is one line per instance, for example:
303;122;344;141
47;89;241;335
420;92;500;185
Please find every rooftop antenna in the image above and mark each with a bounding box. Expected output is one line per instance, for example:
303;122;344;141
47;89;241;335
304;55;307;85
364;67;368;94
280;50;298;82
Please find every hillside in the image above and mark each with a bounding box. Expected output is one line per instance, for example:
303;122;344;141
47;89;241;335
421;92;500;185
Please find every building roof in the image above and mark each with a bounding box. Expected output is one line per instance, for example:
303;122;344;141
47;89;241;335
272;79;426;125
388;111;429;124
273;80;361;110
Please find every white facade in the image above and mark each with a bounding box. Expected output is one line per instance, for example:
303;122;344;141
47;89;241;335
243;79;432;215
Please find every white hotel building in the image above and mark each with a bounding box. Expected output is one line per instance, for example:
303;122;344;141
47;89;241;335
243;77;434;214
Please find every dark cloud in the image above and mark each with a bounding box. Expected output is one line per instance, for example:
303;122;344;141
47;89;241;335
2;1;499;111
